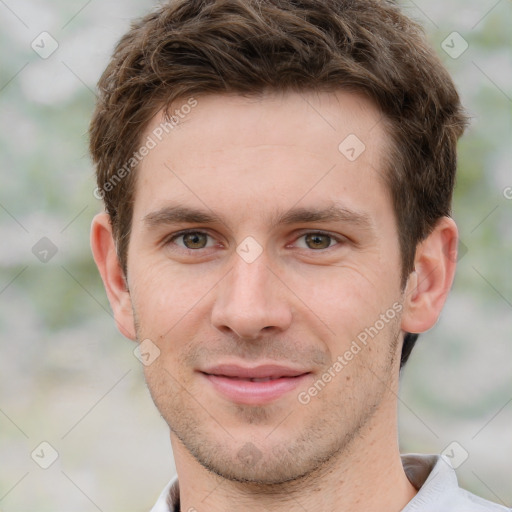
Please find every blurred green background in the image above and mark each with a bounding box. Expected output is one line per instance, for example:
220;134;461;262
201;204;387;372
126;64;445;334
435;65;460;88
0;0;510;510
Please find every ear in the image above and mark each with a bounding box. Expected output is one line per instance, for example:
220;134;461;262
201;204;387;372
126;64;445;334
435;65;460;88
401;216;458;334
90;213;137;340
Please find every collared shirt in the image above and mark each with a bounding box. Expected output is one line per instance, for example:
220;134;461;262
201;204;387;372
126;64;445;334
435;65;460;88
149;453;511;512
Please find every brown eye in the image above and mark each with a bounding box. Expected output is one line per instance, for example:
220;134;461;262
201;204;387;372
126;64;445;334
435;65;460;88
181;232;209;249
304;233;333;250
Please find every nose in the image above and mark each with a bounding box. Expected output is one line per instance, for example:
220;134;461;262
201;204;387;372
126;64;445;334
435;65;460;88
211;252;293;340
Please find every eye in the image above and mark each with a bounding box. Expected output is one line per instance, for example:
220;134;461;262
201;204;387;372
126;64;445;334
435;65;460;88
168;231;215;250
295;232;340;250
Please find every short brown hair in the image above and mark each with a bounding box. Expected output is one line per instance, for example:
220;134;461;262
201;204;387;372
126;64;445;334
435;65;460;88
89;0;467;367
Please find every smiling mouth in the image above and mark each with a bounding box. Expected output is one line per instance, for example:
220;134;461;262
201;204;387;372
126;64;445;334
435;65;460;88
199;365;312;405
203;374;304;382
200;363;311;379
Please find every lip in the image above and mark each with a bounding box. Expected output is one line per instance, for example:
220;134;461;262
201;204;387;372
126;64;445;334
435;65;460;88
199;364;312;405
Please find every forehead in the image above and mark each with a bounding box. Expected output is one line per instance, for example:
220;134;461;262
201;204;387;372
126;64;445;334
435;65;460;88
146;90;386;154
133;90;391;221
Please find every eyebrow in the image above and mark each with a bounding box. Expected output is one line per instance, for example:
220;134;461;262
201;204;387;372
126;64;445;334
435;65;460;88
143;205;223;227
142;204;374;232
275;205;373;230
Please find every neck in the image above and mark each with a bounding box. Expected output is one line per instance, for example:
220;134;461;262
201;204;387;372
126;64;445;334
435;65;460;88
171;399;417;512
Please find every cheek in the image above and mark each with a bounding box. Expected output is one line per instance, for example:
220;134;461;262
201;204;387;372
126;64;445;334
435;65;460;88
130;262;210;322
291;262;394;324
289;264;403;369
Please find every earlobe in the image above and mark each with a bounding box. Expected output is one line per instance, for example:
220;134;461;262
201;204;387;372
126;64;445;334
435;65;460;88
90;213;137;340
401;217;458;334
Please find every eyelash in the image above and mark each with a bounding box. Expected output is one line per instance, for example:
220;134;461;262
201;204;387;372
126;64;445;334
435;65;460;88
165;229;344;251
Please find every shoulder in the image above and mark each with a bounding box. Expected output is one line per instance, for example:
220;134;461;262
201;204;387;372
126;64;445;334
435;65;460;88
437;486;510;512
149;475;179;512
401;454;511;512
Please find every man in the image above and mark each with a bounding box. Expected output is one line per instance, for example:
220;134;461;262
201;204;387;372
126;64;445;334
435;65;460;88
89;0;508;510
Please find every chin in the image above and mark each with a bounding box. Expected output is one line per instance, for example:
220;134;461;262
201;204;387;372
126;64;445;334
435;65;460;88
179;432;341;487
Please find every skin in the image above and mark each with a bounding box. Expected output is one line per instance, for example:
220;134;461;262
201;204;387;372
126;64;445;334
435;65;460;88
91;90;458;512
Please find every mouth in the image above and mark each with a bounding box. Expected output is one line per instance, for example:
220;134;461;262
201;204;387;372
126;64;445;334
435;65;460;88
199;364;312;405
218;376;289;382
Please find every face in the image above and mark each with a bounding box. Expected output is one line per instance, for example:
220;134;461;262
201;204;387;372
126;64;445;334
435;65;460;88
126;91;406;484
